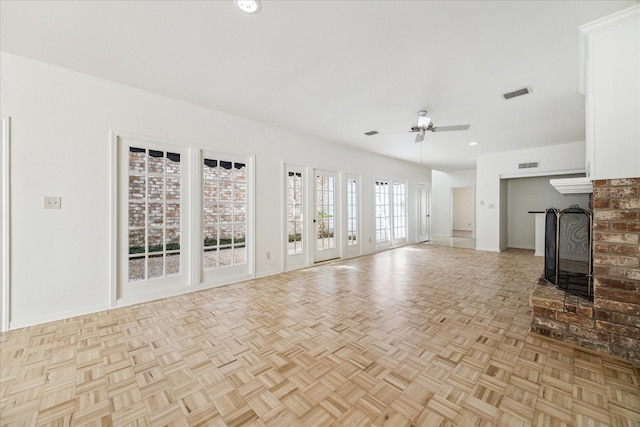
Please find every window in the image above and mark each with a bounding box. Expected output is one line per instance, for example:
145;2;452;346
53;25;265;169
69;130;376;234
316;174;335;250
117;134;253;302
203;158;247;270
393;181;407;241
288;171;304;255
375;178;407;247
375;179;390;243
347;177;358;245
125;145;183;283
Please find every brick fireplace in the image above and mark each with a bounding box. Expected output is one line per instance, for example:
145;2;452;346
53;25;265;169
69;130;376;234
530;178;640;363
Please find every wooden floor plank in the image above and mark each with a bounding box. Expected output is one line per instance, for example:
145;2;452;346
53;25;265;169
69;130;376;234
1;245;639;425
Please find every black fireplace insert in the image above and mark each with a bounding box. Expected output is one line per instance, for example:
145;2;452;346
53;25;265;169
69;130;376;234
544;205;593;300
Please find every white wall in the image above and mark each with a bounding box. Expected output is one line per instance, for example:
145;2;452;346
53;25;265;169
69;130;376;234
476;142;585;252
1;53;431;329
431;169;476;238
452;187;474;231
507;174;590;250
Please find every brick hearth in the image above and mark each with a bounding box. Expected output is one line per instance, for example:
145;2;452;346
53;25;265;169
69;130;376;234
530;178;640;363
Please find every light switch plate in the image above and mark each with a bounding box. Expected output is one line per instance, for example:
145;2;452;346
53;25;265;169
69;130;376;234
44;196;61;209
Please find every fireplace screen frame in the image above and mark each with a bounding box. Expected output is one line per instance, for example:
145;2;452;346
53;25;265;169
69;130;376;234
544;206;593;300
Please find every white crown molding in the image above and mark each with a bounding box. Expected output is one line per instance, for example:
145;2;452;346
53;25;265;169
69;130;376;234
578;4;640;94
550;177;593;194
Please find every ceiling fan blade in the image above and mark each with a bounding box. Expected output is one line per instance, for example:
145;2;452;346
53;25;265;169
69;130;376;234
431;124;471;132
414;130;425;143
366;129;417;136
385;130;417;135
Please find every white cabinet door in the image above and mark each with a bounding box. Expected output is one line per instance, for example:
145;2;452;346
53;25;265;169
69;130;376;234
581;6;640;180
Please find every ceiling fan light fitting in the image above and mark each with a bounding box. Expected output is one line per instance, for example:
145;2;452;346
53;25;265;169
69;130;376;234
417;115;431;129
236;0;261;14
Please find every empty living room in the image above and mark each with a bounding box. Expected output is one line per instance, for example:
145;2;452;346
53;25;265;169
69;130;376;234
1;1;639;425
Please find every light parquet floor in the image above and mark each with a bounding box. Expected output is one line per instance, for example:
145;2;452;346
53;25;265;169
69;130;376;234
1;245;639;426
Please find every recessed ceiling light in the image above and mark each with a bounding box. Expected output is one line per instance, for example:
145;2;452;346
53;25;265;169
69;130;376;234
236;0;261;14
469;141;478;146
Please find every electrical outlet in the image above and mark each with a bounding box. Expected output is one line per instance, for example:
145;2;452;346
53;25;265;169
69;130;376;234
44;196;61;209
266;251;271;260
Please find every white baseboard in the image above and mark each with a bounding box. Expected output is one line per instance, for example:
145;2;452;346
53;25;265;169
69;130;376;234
255;268;282;279
117;273;256;308
431;234;450;239
475;246;501;252
9;303;111;330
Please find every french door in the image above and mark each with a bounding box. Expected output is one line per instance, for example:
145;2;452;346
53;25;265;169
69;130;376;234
418;183;431;242
314;170;340;262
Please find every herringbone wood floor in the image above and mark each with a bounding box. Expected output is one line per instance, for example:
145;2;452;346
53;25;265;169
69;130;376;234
1;246;639;426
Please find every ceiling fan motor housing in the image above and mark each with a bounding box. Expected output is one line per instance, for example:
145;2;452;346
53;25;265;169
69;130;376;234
417;111;431;129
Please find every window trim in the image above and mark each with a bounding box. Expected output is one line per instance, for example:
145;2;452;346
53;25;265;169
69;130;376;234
346;173;361;254
115;134;192;303
283;163;309;271
374;177;391;247
392;180;408;245
200;150;255;285
111;131;255;307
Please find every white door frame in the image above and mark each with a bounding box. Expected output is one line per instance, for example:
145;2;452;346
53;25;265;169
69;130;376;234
344;173;361;258
314;169;341;263
418;183;431;242
1;117;11;331
283;163;309;271
450;186;475;238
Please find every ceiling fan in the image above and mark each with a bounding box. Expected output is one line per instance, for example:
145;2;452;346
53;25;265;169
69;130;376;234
410;110;470;143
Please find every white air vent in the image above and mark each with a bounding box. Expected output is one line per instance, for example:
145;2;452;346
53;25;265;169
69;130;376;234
364;130;379;136
518;161;539;169
503;86;532;100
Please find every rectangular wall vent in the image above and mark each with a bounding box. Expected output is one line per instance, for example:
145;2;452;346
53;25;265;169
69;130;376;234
503;86;532;100
364;130;379;136
518;161;540;169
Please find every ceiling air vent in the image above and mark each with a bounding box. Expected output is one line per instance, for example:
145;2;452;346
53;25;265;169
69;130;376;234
518;161;540;169
364;130;379;136
503;86;532;100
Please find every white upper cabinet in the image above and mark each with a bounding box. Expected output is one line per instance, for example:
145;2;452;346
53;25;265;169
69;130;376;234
579;5;640;180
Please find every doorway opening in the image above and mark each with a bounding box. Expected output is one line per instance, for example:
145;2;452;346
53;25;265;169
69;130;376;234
451;186;474;238
418;184;431;242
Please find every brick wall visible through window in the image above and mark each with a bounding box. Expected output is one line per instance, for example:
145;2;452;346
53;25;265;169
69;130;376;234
127;147;181;282
203;158;247;269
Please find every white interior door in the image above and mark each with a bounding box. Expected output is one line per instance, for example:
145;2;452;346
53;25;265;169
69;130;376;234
418;183;431;242
314;170;340;262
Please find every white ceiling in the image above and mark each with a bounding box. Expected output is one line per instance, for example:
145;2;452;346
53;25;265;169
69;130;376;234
1;0;636;171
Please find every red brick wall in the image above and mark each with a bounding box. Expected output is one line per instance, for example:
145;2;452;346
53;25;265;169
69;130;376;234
592;178;640;361
530;178;640;363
